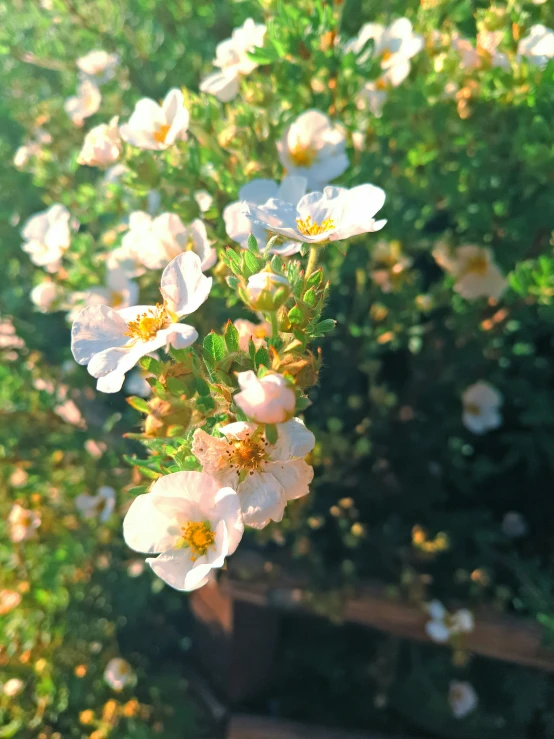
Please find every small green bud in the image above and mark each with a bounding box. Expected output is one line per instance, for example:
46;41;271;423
245;269;291;312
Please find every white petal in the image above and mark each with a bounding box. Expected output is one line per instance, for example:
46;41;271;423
269;418;315;460
239;179;279;205
123;493;187;554
200;70;240;102
263;459;313;501
147;549;208;591
425;620;450;643
71;304;129;366
160;252;212;316
213;487;244;555
219;421;258;441
237;471;286;528
277;175;308;204
223;201;251;247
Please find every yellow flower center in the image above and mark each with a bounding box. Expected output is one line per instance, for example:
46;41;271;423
296;216;336;237
181;521;216;561
254;326;268;339
153;123;171;144
289;143;317;167
111;291;125;308
381;48;393;62
463;254;489;276
464;402;481;416
376;77;389;91
125;303;170;342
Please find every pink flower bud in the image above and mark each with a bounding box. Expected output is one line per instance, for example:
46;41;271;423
234;370;295;424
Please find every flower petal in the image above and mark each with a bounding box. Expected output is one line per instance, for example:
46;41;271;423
269;418;316;460
263;458;313;501
71;304;129;366
160;252;212;316
237;471;286;528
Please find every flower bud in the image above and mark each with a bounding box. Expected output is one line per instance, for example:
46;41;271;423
234;370;295;424
245;270;291;312
77;116;122;168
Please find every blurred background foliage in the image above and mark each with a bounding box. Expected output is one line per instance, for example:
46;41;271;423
2;0;554;737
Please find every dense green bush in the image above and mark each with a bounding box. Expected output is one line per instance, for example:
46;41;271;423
2;0;554;736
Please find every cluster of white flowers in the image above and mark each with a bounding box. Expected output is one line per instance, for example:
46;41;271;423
64;50;119;126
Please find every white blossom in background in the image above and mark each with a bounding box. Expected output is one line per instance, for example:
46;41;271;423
64;79;101;126
120;89;189;150
21;204;72;273
433;244;507;301
30;280;59;312
234;371;296;424
75;486;116;522
449;681;478;719
103;658;135;691
120;212;216;272
13;128;52;169
193;418;315;529
8;503;41;543
125;367;153;397
517;25;554;68
103;163;129;186
200;18;266;102
425;600;474;643
0;589;22;615
244;184;386;252
234;318;271;352
462;381;502;435
345;18;424;68
123;471;244;591
502;511;528;538
84;439;107;458
77;50;119;84
225;176;307;253
277;110;349;190
71;252;211;393
357;63;411;117
3;679;24;698
77;116;122;167
53;398;87;428
67;267;139;322
452;31;509;70
0;320;25;351
194;190;214;213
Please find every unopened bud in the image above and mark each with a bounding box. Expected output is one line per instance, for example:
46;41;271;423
245;270;291;312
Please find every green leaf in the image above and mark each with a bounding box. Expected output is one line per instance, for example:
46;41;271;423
243;250;263;277
265;424;278;444
313;319;336;334
203;332;226;363
303;286;317;307
224;320;240;353
139;356;163;375
255;347;271;368
126;396;150;414
247;233;259;253
194;376;211;396
166;377;188;395
288;305;303;325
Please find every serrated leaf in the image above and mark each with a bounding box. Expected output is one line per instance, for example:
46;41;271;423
224;320;240;353
203;332;226;362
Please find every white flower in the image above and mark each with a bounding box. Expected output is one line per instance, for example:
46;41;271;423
0;320;25;351
0;589;22;615
425;600;474;644
200;18;266;102
434;245;506;301
64;79;101;126
68;266;139;321
31;280;59;312
103;163;128;185
77;116;122;167
103;658;135;691
224;176;307;254
449;681;478;719
54;399;86;428
8;503;41;543
502;511;528;538
277;110;349;190
77;50;119;84
194;190;214;213
193;418;314;529
123;471;244;591
71;251;212;393
21;204;71;272
452;32;509;71
234;319;271;352
3;679;24;698
125;368;153;397
84;439;107;458
244;184;386;251
345;18;424;68
357;62;411;117
120;89;189;150
462;381;502;435
14;144;39;169
121;212;216;272
517;24;554;68
234;370;296;424
75;486;116;523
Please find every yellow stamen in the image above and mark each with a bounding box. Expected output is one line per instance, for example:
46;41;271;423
296;215;336;237
376;77;389;91
124;303;170;342
181;521;216;561
289;143;317;167
381;49;393;62
464;402;481;416
463;254;489;276
153;123;171;144
111;291;125;308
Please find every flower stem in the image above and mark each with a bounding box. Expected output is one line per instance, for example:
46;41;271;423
270;311;279;339
305;246;319;281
